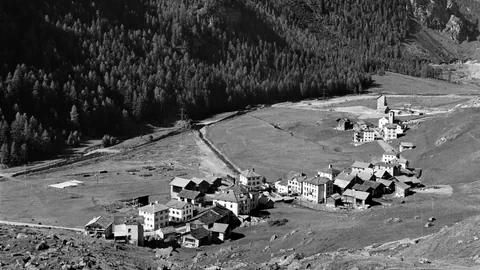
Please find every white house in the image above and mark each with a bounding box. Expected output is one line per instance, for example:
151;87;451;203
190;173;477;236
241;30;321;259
378;117;389;129
165;200;194;223
318;165;341;181
138;203;169;231
383;124;397;141
213;185;258;216
382;152;399;163
301;176;334;204
287;171;305;194
274;180;289;194
351;161;373;174
353;129;375;143
239;168;263;191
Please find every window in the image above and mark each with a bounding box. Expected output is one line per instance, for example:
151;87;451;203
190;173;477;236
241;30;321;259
128;228;131;233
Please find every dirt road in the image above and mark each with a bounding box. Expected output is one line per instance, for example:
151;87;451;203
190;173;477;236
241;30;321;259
0;220;83;232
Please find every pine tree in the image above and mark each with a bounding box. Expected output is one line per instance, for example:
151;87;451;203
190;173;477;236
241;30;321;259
70;104;80;127
10;141;19;166
0;142;10;165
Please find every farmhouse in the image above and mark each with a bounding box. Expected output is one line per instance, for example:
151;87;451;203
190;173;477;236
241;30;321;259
287;171;306;194
351;161;374;173
170;177;195;200
84;216;113;239
374;162;400;176
363;180;384;197
191;177;210;193
336;118;353;130
165;200;194;223
182;227;211;248
301;176;334;204
113;218;144;246
353;129;375;143
138;203;169;231
383;124;398;141
326;193;342;207
177;189;205;207
394;181;410;197
239;168;263;191
318;164;341;180
274;180;289;194
399;142;415;152
342;189;371;208
210;223;231;242
377;95;389;113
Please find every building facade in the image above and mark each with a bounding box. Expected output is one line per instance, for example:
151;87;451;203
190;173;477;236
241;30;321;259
138;203;169;231
166;200;194;223
301;177;333;204
239;168;263;191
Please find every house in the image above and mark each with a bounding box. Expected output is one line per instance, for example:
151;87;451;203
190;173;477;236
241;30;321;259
177;189;205;207
336;118;352;130
352;183;373;194
394;181;410;197
205;175;223;191
170;177;195;200
382;152;399;163
326;193;342;207
397;157;409;169
399;142;415;152
377;179;394;193
258;195;275;209
334;172;360;193
287;171;306;194
209;223;231;242
383;124;398;141
84;216;113;239
156;226;177;240
138;203;169;231
182;227;211;248
374;169;392;180
213;185;258;216
166;200;194;223
378;117;389;129
188;205;236;230
274;180;289;194
342;189;371;208
239;168;263;191
374;162;400;176
318;164;341;181
191;177;210;193
356;171;376;182
113;217;144;246
351;161;374;174
377;95;389;113
353;129;375;143
230;184;259;210
301;176;334;204
363;180;384;197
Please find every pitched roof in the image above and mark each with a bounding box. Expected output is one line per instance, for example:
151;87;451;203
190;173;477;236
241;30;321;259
394;181;410;190
329;193;342;200
374;170;391;179
178;189;203;200
302;176;331;186
210;223;229;233
275;180;288;187
357;171;374;181
170;177;193;188
400;142;414;147
385;124;397;129
190;205;232;225
85;216;112;228
189;227;210;240
319;166;341;176
214;191;240;203
158;226;177;235
240;169;261;178
351;161;372;169
396;175;420;184
191;177;209;185
334;179;352;189
336;172;357;182
166;199;190;209
374;162;399;168
363;180;382;189
228;184;250;194
342;189;370;200
138;203;169;214
205;175;222;184
352;184;372;192
336;117;351;122
377;179;393;187
286;171;300;180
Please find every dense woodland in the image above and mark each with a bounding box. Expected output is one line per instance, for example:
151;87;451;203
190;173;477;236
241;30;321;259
0;0;437;166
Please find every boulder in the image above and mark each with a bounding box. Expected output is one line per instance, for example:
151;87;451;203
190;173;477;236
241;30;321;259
270;235;277;241
428;217;436;222
36;241;49;251
16;233;28;239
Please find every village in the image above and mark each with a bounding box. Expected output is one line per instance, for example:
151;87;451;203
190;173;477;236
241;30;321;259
81;95;426;251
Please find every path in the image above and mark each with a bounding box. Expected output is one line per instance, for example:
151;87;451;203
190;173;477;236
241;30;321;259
377;139;398;153
0;220;83;232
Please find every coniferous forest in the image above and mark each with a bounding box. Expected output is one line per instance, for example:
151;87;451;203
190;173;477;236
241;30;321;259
0;0;436;166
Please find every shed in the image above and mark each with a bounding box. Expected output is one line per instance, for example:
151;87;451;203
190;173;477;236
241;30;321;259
377;179;394;193
394;181;410;197
84;216;113;239
363;180;384;197
191;177;210;193
336;118;352;131
326;193;342;207
209;223;231;242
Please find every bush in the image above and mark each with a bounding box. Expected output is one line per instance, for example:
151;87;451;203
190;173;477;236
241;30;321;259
268;218;288;227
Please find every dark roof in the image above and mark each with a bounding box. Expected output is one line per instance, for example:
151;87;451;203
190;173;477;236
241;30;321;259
363;180;382;189
189;227;210;240
191;205;232;225
352;184;372;192
191;177;209;186
96;216;113;228
178;189;203;200
302;176;331;186
336;118;351;122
